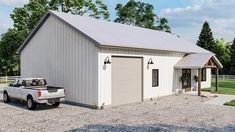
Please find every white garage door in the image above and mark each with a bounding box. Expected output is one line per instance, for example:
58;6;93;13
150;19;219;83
111;56;142;106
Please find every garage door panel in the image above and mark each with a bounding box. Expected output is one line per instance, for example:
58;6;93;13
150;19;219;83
111;57;142;106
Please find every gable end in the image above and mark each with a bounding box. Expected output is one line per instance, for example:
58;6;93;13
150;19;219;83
17;11;100;54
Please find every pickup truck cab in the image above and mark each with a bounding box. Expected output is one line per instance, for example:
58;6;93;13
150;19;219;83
3;78;65;110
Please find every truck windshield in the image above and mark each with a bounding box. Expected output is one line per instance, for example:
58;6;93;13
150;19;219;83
23;79;47;87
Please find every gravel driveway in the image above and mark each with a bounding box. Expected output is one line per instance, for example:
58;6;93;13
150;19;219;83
0;90;234;132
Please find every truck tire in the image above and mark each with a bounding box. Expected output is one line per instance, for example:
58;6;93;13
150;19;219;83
27;96;36;110
52;102;60;107
3;92;11;103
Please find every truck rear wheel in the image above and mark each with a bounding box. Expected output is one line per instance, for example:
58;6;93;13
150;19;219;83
3;92;11;103
52;102;60;107
27;96;36;110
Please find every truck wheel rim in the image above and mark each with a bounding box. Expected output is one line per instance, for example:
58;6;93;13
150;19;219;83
3;94;7;101
28;99;32;108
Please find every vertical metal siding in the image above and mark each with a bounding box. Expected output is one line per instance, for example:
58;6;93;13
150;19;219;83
98;48;186;106
191;69;197;90
186;68;212;90
21;16;99;106
201;68;211;88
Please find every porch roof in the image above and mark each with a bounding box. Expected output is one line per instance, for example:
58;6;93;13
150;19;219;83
174;53;223;69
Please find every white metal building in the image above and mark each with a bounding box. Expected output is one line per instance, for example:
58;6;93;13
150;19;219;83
17;11;223;108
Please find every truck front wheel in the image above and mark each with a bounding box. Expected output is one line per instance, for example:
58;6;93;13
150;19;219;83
27;96;36;110
3;92;11;103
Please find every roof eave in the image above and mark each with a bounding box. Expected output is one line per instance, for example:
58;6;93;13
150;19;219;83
17;12;51;54
174;66;202;69
175;54;223;69
17;11;101;54
48;11;100;47
99;45;201;54
212;56;223;68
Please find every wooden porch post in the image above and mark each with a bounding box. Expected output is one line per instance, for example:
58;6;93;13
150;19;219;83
198;69;201;96
215;68;219;92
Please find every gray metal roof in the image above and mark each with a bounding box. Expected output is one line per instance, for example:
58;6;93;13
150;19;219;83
175;53;223;69
17;11;211;54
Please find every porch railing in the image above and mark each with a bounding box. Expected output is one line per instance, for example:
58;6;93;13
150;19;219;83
0;76;20;84
212;75;235;80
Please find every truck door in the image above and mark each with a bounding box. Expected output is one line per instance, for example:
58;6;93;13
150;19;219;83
7;79;19;98
14;80;24;99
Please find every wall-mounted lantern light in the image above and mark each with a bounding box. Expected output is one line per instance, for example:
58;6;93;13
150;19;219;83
104;56;111;64
148;58;154;65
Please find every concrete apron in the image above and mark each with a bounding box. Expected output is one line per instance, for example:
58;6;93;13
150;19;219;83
204;94;235;106
185;91;235;106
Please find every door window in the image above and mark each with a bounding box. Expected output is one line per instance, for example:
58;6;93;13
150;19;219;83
17;80;23;87
182;69;191;89
11;79;19;87
201;68;207;81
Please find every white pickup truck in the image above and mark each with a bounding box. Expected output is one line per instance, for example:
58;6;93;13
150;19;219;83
3;78;65;110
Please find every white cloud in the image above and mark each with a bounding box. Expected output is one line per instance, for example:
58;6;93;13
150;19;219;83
162;5;200;14
160;0;235;43
0;23;12;30
0;0;28;6
0;12;13;34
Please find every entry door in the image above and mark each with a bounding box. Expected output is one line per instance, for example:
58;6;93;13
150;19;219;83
182;69;191;92
111;57;142;106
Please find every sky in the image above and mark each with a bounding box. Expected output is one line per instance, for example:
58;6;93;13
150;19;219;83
0;0;235;44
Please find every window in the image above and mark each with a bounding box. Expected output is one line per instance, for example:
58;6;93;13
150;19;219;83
17;80;24;87
201;68;207;81
10;79;19;87
152;69;159;87
22;79;47;87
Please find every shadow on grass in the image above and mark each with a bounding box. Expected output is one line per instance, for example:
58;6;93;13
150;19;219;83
212;82;235;89
66;124;235;132
224;100;235;106
202;88;235;95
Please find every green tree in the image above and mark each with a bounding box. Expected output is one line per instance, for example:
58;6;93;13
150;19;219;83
0;0;109;76
155;18;171;33
0;29;24;75
197;21;216;52
11;0;110;36
114;0;171;33
230;38;235;74
51;0;109;19
214;38;231;74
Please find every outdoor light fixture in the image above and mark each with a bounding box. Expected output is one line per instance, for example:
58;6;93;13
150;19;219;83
148;58;154;65
104;56;111;64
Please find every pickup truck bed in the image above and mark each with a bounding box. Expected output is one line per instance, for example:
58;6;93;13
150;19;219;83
3;78;65;110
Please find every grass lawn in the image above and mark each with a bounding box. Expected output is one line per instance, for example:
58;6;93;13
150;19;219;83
0;81;10;85
202;79;235;95
224;99;235;106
